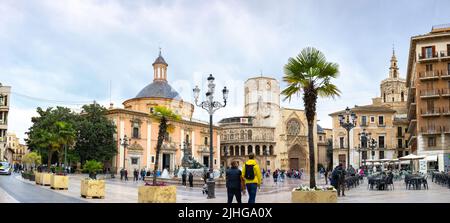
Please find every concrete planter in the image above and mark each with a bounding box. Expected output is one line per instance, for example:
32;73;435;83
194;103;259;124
80;179;105;199
138;185;176;203
50;175;69;190
35;172;42;185
40;173;52;186
291;190;337;203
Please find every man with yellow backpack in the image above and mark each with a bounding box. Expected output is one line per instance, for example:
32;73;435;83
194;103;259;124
241;153;262;203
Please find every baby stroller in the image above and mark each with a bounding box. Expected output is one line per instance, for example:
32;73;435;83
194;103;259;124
202;183;208;195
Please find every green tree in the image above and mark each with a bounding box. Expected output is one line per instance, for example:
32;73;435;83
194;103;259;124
75;103;117;165
26;107;77;169
22;151;42;170
151;106;181;185
281;47;340;188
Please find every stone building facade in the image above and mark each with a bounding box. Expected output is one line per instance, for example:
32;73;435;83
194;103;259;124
329;50;410;168
106;51;220;174
220;76;317;172
0;83;11;161
406;25;450;171
5;133;27;164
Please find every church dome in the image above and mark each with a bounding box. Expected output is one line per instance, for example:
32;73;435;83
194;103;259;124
135;81;182;100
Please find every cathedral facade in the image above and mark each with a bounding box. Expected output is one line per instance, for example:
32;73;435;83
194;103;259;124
219;76;318;172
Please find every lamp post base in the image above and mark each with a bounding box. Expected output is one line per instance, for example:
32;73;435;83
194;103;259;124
206;178;215;199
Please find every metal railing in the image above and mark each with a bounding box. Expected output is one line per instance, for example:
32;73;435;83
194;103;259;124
419;71;439;78
441;88;450;95
439;50;450;58
420;107;441;115
418;53;439;60
420;89;440;97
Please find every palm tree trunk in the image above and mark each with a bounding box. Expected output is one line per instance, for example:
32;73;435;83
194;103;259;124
303;85;318;188
153;117;167;185
47;150;53;172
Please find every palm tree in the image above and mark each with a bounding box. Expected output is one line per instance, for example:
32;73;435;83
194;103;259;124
281;47;340;188
150;106;181;185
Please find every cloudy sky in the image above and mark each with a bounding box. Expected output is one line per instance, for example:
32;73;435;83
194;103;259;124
1;0;449;143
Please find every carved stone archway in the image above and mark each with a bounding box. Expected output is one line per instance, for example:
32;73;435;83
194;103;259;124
288;144;308;171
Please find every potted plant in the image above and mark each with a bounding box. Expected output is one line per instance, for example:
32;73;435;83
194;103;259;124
138;106;179;203
50;166;69;190
281;47;340;203
291;185;337;203
80;160;105;199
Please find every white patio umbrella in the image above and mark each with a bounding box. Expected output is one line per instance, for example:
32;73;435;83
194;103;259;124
399;154;426;172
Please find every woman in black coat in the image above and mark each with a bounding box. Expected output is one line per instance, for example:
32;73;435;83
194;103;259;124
188;172;194;187
226;161;244;203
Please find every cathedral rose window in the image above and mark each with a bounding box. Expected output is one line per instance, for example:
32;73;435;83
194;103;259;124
287;119;300;135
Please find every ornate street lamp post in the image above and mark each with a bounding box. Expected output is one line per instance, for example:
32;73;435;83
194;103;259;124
120;135;129;172
338;107;357;169
193;74;229;199
368;138;377;160
358;129;370;168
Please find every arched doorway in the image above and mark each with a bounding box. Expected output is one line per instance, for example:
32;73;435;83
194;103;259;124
288;144;307;170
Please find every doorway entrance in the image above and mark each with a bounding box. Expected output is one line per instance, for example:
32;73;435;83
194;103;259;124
203;156;209;167
162;154;171;171
288;144;307;171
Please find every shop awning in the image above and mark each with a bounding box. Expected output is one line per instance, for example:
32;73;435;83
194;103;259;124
426;155;438;162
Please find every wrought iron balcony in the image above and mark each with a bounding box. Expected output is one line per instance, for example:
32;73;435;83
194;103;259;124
420;107;441;117
419;89;440;98
419;71;440;80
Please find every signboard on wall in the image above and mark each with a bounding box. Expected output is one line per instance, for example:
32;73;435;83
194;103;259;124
240;118;249;124
419;159;427;174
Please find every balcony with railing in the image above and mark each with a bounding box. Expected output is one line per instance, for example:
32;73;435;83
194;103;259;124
440;50;450;61
419;71;440;80
418;53;439;62
420;107;441;117
442;70;450;79
419;126;448;135
442;88;450;97
419;89;440;98
443;107;450;116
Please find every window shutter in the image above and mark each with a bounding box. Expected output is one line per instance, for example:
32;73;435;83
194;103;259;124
421;47;425;58
432;45;436;57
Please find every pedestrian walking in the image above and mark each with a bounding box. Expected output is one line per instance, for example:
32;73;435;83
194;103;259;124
226;161;244;203
120;168;124;181
332;163;346;196
188;172;194;188
133;169;139;181
182;170;187;186
241;153;262;203
124;169;128;181
140;169;146;181
273;170;278;185
324;168;329;185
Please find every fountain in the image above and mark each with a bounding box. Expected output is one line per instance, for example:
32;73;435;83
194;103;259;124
160;168;170;179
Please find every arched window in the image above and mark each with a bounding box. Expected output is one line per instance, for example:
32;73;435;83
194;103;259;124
235;146;240;156
240;130;245;140
255;145;260;156
269;145;274;155
132;122;140;138
247;145;253;154
240;145;245;156
401;92;404;102
383;93;386;102
248;130;252;140
230;147;234;156
263;145;267;155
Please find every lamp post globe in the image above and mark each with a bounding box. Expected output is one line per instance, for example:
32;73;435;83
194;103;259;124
339;107;357;169
192;74;228;199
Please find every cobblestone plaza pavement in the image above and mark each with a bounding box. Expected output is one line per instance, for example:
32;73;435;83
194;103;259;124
1;173;449;203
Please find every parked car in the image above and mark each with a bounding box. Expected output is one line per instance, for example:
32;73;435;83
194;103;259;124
0;162;12;175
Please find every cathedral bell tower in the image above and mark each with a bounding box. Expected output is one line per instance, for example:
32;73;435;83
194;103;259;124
389;48;399;79
153;48;168;82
